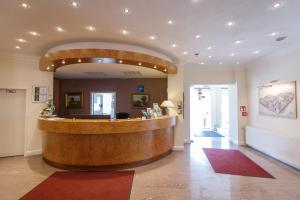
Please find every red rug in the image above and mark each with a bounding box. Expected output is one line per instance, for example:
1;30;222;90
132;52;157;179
203;148;274;178
19;171;134;200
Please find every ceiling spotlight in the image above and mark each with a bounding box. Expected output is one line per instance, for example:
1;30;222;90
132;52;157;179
19;2;30;8
51;64;55;67
119;60;123;64
55;26;65;32
46;66;51;70
78;58;82;63
183;51;188;55
16;38;26;43
234;40;243;44
121;29;129;35
86;26;96;31
171;44;177;48
219;62;223;65
253;50;260;54
167;20;174;25
123;8;130;14
208;55;212;58
97;59;103;63
164;69;167;72
200;62;205;65
195;35;201;39
272;2;282;9
15;46;21;49
153;65;157;69
207;46;212;50
230;53;236;56
138;62;142;66
149;36;157;40
269;32;279;36
70;1;79;8
236;61;240;65
29;31;40;36
61;60;66;64
226;21;235;27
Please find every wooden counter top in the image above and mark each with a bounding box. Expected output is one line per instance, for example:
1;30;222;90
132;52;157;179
38;116;176;134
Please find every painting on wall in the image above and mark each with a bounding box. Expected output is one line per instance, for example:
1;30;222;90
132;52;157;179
65;92;83;109
132;93;150;108
259;81;297;119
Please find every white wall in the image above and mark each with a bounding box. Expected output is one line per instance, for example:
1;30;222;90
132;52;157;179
246;50;300;169
168;64;184;150
0;54;53;156
246;50;300;139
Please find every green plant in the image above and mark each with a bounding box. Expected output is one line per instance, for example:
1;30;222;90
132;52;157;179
40;99;55;116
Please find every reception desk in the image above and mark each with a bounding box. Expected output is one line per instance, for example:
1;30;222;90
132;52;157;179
38;116;176;169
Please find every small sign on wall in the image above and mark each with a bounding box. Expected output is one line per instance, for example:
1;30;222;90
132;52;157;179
137;85;144;93
32;86;48;103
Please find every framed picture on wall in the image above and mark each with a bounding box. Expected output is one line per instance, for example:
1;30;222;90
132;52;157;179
65;92;83;109
32;85;48;103
132;93;150;108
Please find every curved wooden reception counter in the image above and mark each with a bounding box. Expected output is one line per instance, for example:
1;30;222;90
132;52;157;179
38;116;176;169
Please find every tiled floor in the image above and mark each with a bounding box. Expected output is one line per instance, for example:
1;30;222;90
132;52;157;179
1;137;300;200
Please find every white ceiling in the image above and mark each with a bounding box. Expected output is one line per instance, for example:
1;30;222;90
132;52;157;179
54;63;167;79
1;0;300;69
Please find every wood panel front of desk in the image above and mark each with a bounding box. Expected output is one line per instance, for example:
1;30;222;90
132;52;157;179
38;117;176;169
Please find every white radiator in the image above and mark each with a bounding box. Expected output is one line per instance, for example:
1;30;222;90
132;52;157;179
246;126;300;170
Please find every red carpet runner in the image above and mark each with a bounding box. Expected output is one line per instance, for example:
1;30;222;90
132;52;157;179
19;171;134;200
203;148;274;178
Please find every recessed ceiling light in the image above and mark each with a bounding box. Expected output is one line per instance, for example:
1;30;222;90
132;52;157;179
234;40;243;44
19;2;30;8
16;38;26;43
207;46;212;50
15;46;21;49
78;58;82;63
119;60;123;63
149;36;157;40
138;62;142;66
171;44;177;48
219;62;223;65
236;61;240;65
226;21;235;27
46;66;51;70
70;1;79;8
29;31;40;36
123;8;130;14
86;26;96;31
272;2;283;9
61;60;66;64
55;26;65;32
51;64;55;67
164;69;167;72
269;32;279;36
121;30;129;35
253;50;260;54
200;62;205;65
208;55;212;58
230;53;236;56
183;51;188;55
153;65;157;69
167;20;174;25
195;35;201;39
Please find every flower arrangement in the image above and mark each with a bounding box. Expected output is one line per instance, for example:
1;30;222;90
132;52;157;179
40;99;55;117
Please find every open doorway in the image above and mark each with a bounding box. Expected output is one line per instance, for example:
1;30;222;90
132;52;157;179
190;85;230;141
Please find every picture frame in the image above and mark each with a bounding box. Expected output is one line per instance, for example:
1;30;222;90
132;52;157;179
32;85;48;103
132;93;150;108
65;92;83;109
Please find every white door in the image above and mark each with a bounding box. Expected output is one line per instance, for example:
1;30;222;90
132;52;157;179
0;89;26;157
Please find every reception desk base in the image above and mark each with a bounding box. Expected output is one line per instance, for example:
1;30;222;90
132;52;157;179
38;117;176;170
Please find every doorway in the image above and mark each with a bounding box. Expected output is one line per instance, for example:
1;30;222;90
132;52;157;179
90;92;116;118
190;85;230;141
0;89;26;157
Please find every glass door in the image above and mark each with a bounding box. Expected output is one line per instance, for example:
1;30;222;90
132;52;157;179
91;92;116;117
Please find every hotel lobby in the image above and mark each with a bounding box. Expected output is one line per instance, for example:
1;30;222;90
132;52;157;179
1;0;300;199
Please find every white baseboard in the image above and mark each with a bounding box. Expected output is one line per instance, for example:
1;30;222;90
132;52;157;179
172;146;184;151
24;149;42;157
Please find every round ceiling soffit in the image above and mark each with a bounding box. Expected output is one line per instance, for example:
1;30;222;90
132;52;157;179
40;49;177;74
